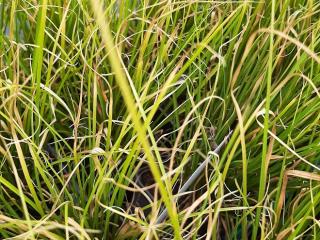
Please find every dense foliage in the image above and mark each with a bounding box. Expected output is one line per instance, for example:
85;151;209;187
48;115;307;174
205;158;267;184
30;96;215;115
0;0;320;239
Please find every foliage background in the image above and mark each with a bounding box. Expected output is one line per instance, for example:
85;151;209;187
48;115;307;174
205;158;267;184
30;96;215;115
0;0;320;239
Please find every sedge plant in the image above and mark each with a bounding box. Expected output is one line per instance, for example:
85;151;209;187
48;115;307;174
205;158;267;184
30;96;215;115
0;0;320;239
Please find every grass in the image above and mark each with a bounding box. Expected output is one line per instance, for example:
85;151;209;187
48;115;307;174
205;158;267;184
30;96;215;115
1;0;320;239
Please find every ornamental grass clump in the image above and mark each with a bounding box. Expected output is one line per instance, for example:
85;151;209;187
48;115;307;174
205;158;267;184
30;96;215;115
0;0;320;239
